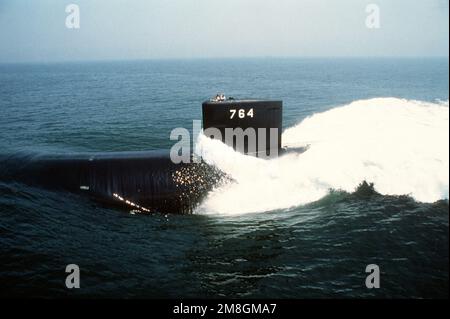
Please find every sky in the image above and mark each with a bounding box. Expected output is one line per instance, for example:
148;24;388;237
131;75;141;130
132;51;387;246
0;0;448;63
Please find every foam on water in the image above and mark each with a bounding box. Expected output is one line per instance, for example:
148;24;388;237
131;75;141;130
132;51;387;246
195;98;449;215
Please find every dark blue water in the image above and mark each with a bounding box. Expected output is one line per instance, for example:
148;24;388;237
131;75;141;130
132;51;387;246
0;58;448;298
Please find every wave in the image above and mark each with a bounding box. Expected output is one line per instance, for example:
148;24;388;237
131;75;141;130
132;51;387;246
194;98;449;215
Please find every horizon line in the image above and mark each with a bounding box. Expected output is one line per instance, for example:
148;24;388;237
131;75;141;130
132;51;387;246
0;55;449;65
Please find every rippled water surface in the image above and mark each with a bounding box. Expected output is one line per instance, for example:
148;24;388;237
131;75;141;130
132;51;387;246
0;58;448;298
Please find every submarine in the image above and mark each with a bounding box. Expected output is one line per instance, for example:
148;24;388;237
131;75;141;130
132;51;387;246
0;95;288;214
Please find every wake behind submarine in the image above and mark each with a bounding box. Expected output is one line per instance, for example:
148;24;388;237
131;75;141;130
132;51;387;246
1;95;293;214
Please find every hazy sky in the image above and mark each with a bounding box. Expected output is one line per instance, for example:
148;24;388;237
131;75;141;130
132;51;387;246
0;0;448;62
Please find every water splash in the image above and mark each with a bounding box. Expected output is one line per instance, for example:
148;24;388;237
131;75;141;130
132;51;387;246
195;98;449;215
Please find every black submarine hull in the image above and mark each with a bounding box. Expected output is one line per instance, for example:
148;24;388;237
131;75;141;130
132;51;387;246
0;98;285;214
0;150;222;214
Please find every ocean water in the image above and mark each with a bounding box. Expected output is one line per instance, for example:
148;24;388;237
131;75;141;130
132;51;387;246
0;58;448;298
